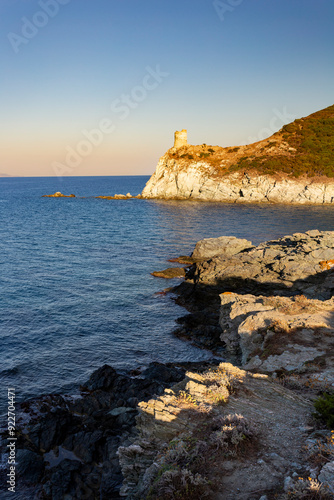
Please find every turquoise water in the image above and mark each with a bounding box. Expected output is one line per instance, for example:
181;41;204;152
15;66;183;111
1;175;334;412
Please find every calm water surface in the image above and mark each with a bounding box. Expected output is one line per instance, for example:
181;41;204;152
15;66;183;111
1;175;334;413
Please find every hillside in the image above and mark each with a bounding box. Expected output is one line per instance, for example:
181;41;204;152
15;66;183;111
168;105;334;179
141;105;334;204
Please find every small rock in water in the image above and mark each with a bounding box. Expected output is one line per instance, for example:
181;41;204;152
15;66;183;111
42;192;75;198
151;267;186;279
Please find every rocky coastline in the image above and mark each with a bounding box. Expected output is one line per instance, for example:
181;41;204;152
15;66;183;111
141;155;334;205
2;231;334;499
42;106;334;206
119;230;334;499
1;360;220;499
142;105;334;205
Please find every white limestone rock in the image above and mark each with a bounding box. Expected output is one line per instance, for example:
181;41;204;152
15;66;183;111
142;152;334;204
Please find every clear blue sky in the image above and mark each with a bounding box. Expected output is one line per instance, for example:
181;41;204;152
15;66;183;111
1;0;333;176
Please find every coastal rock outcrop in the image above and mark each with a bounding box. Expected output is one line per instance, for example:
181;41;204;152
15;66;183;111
6;363;188;499
142;155;334;204
191;230;334;299
142;105;334;204
173;230;334;376
191;235;253;259
220;292;334;375
96;193;143;200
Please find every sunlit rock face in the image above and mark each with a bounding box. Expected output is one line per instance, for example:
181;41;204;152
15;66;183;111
142;152;334;204
142;123;334;204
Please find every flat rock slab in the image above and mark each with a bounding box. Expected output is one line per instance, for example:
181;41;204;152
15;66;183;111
151;267;186;279
219;292;334;373
193;230;334;300
191;235;253;259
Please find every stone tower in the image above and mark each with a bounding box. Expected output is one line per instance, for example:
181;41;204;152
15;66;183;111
174;129;188;148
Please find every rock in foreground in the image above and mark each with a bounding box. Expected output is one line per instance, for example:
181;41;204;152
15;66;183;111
5;363;186;499
119;363;315;499
220;292;334;375
119;229;334;499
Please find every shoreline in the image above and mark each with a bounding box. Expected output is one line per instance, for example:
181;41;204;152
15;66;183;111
43;190;334;205
2;230;334;498
118;230;334;498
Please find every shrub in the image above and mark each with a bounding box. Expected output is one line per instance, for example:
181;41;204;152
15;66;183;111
209;414;254;455
313;393;334;428
281;476;333;499
148;467;210;499
233;105;334;178
282;123;297;134
175;391;198;407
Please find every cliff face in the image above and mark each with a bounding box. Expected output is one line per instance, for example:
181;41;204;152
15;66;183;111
142;104;334;204
142;154;334;204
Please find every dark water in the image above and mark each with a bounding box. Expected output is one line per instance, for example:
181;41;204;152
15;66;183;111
1;175;334;413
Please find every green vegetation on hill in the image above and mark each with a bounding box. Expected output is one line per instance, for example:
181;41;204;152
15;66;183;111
314;393;334;428
231;104;334;178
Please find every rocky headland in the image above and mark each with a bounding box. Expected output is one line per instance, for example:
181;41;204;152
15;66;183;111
42;106;334;205
142;105;334;204
3;231;334;499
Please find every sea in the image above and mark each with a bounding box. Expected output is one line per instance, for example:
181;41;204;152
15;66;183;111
1;175;334;415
